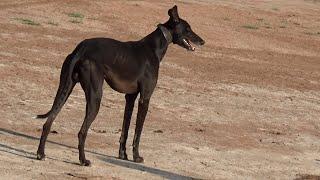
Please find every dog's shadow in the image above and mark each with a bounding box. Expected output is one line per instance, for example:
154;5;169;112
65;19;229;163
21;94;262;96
0;128;198;180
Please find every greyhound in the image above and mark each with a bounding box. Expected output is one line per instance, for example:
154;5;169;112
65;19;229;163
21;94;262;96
36;5;205;166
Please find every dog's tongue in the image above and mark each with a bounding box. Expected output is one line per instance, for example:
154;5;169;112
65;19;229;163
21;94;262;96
188;40;195;51
190;44;195;51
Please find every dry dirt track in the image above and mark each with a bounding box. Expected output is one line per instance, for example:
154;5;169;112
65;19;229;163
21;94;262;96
0;0;320;179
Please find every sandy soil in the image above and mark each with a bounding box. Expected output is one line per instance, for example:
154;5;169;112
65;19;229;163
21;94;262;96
0;0;320;179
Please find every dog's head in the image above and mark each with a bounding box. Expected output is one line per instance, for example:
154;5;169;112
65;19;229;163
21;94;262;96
167;5;205;51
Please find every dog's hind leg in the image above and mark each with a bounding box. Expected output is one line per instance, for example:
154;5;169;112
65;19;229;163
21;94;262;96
36;54;79;160
77;60;103;166
119;93;138;160
36;75;76;160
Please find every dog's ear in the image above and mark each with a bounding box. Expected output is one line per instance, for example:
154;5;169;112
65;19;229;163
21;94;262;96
168;5;179;23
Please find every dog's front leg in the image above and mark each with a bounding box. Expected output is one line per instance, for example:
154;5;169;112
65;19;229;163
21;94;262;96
119;93;138;160
132;98;150;163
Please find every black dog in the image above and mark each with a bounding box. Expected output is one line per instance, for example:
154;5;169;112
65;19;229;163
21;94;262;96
36;5;205;166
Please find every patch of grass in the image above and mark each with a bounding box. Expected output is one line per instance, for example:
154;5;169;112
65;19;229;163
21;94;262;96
223;17;231;21
14;18;40;26
47;21;58;26
70;19;82;24
68;12;84;18
304;32;313;35
304;0;320;3
257;18;264;21
110;13;119;19
304;31;320;36
272;7;279;11
67;12;84;24
279;25;286;28
88;17;98;21
176;0;193;4
242;24;259;30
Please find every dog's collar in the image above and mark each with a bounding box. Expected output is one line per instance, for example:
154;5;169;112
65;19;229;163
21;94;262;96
157;24;172;44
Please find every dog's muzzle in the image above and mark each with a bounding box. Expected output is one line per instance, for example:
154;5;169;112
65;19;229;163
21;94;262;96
182;39;195;51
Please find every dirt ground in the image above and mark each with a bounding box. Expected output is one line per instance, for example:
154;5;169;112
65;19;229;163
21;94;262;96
0;0;319;179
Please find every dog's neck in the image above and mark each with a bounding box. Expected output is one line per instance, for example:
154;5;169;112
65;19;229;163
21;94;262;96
142;24;173;62
157;24;173;44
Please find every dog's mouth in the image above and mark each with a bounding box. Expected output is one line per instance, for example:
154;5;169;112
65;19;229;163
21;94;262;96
182;38;195;51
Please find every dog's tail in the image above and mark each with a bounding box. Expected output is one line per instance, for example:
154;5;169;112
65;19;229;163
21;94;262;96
35;110;52;119
35;43;84;119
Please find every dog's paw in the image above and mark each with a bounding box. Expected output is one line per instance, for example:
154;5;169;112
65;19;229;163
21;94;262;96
133;156;144;163
36;153;45;160
80;159;91;166
118;151;128;160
